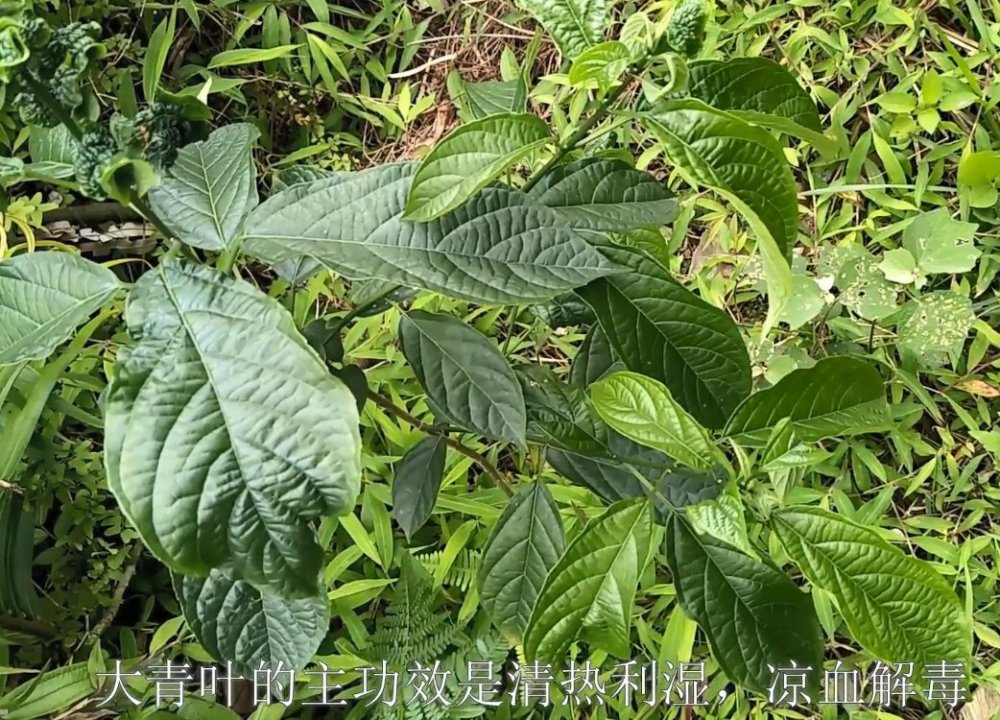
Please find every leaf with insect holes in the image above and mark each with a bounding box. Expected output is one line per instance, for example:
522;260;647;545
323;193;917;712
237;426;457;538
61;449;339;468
897;291;975;368
901;208;980;275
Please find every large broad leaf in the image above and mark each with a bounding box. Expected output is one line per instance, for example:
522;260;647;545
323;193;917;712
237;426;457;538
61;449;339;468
242;164;619;305
575;240;751;428
479;482;565;644
724;356;890;447
461;78;528;119
686;58;833;154
591;371;721;471
392;435;447;541
524;499;652;662
0;252;119;366
519;366;669;502
105;260;362;598
526;158;678;231
666;515;823;693
399;310;527;446
517;0;609;59
149;123;260;251
404;113;550;222
773;506;971;670
175;569;329;676
645;99;797;332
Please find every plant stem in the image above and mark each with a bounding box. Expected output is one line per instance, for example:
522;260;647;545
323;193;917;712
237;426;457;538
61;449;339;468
522;79;635;193
367;390;513;497
335;284;402;330
0;613;59;641
80;543;143;651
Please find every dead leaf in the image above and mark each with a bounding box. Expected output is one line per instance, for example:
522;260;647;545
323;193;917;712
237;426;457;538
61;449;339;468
961;686;1000;720
956;379;1000;398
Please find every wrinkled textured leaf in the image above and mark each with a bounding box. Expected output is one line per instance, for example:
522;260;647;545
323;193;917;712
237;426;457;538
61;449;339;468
400;310;526;446
576;240;751;428
666;515;823;693
479;482;565;643
149;123;260;251
569;323;620;386
0;662;93;720
646;99;797;332
517;0;609;58
773;506;971;670
404;113;550;222
687;58;831;152
591;371;720;470
175;569;329;676
0;252;120;366
392;436;447;541
646;99;799;256
686;493;755;557
527;158;677;231
105;260;362;598
243;164;619;305
725;356;889;446
530;293;596;329
524;499;652;662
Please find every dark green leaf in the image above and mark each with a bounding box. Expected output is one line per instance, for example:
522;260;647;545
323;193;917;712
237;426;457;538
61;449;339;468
479;482;565;643
105;260;361;598
666;515;823;693
462;78;528;119
392;436;447;541
773;506;971;671
530;293;596;328
399;310;526;446
175;569;329;676
524;499;652;662
724;356;890;447
527;158;677;231
149;123;260;251
569;324;619;386
576;241;751;428
0;252;119;366
243;164;619;305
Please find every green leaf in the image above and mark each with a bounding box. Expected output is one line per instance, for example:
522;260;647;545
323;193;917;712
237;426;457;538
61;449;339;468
575;240;751;428
725;356;890;447
524;499;652;662
686;492;756;557
878;247;921;285
568;41;631;88
208;45;301;69
479;482;565;643
98;156;159;204
645;99;798;331
831;248;899;320
686;58;833;153
175;569;329;676
399;310;526;446
105;260;362;598
27;125;78;175
519;365;672;503
897;291;975;368
778;272;826;329
645;99;798;256
516;0;609;59
773;506;971;670
392;436;447;541
957;150;1000;208
666;515;823;693
149;123;260;251
591;371;720;470
0;662;93;720
526;158;678;231
244;164;619;304
404;113;550;222
569;324;620;386
460;78;528;119
143;9;176;102
0;252;119;366
901;208;980;275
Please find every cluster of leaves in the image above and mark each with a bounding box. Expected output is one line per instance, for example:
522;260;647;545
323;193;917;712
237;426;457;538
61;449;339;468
0;0;998;718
